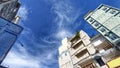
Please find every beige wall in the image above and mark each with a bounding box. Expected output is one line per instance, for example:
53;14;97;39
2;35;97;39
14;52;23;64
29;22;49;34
58;30;120;68
69;30;95;67
59;38;73;68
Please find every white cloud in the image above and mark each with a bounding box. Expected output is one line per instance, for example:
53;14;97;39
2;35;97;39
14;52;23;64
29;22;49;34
53;1;79;26
41;36;58;44
2;44;40;68
56;29;73;40
18;6;29;21
49;0;80;40
2;41;58;68
39;0;77;43
1;24;59;68
3;52;40;68
39;49;58;65
1;0;83;68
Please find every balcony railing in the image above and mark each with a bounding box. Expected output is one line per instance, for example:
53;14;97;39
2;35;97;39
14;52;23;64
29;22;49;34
72;39;83;49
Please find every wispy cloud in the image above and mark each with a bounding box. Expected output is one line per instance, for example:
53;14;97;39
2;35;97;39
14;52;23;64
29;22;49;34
2;27;59;68
37;0;81;44
2;4;59;67
55;29;73;39
2;0;85;68
18;6;29;21
49;0;81;40
40;36;59;44
2;43;40;68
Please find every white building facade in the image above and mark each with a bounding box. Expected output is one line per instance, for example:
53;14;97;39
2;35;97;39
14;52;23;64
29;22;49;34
59;30;120;68
59;38;73;68
84;4;120;48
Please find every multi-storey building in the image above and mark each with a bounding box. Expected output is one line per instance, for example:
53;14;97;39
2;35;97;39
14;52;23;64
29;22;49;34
0;0;21;24
0;0;23;67
59;30;120;68
0;17;23;65
84;4;120;48
90;34;120;68
59;38;73;68
69;30;95;68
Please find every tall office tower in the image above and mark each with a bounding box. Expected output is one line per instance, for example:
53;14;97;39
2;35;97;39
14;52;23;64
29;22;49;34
0;0;21;24
84;4;120;48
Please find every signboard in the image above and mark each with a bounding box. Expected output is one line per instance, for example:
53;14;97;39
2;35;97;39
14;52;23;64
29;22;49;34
0;17;23;63
107;57;120;68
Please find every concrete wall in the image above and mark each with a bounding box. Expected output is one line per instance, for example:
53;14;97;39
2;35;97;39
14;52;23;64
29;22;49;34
59;38;73;68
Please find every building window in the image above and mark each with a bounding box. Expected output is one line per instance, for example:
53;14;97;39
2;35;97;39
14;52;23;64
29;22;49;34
116;13;120;17
116;42;120;46
88;17;95;24
94;22;100;27
72;41;83;49
109;32;118;40
101;6;109;11
94;23;99;27
75;49;88;58
96;58;105;66
105;32;118;40
89;18;94;23
109;9;118;15
94;56;105;66
86;17;95;24
65;53;67;56
99;27;106;32
102;7;108;11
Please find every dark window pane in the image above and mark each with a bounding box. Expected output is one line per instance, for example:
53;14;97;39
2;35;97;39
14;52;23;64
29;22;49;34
109;33;118;40
100;28;106;32
95;57;105;66
0;32;16;58
94;22;99;27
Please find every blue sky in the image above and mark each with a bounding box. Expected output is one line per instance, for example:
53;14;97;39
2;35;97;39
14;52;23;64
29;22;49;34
1;0;120;68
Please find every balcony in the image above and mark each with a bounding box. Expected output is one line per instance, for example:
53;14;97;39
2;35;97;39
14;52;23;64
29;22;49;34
72;39;83;49
94;40;113;51
70;36;80;45
72;54;92;65
72;48;91;64
70;40;85;56
75;49;88;58
101;48;120;62
78;56;97;68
